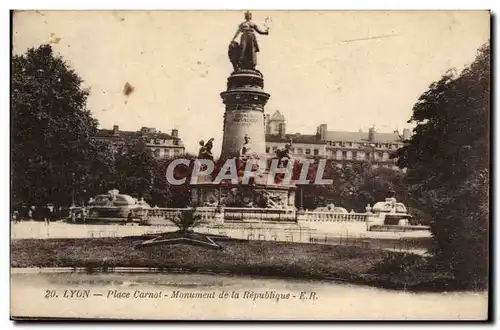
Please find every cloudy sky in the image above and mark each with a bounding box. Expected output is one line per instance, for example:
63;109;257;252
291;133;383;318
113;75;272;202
13;10;489;154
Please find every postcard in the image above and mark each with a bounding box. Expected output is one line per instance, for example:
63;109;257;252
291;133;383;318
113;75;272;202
10;10;490;320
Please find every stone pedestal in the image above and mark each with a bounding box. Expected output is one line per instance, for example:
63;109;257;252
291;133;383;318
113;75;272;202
220;69;270;159
190;68;297;217
191;183;296;209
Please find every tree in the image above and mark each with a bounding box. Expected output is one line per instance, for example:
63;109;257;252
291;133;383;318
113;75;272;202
151;154;195;207
75;140;116;204
110;139;156;200
297;160;407;212
12;44;113;208
395;42;489;288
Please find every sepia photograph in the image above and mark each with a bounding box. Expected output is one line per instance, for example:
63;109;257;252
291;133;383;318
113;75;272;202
10;9;490;320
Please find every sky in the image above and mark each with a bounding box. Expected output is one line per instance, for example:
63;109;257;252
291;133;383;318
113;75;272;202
12;10;490;154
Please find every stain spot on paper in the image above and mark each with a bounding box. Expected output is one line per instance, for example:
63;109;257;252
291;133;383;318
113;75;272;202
114;12;125;22
49;33;61;44
123;82;134;97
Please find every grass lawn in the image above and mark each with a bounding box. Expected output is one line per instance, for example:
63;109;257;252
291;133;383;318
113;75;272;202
11;237;460;292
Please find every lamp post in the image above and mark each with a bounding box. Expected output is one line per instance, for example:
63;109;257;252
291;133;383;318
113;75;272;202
71;172;76;207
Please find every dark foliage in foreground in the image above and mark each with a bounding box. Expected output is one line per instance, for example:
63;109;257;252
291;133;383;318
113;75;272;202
395;42;490;288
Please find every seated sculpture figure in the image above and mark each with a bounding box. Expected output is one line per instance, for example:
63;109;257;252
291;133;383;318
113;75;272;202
198;138;215;161
275;139;292;162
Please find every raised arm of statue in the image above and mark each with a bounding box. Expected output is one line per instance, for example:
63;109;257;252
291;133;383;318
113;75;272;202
253;23;269;35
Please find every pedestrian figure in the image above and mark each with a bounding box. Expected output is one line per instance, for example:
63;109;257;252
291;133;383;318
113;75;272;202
12;210;19;223
127;211;134;224
43;205;51;226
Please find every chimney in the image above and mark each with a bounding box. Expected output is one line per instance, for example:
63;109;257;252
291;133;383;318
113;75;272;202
278;123;286;139
403;128;411;140
171;129;178;138
368;126;376;142
317;124;327;140
112;125;119;135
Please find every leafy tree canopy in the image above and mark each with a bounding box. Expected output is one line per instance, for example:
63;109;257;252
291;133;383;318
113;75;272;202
12;44;114;207
395;42;490;288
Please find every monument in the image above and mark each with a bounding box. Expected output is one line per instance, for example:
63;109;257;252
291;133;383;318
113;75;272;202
221;10;270;159
191;11;297;211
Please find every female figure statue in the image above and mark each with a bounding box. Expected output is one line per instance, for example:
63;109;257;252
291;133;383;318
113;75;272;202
239;135;252;157
231;11;269;70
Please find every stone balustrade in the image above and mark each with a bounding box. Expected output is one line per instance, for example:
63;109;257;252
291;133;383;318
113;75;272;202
139;207;218;225
138;207;367;224
297;210;368;223
223;207;296;222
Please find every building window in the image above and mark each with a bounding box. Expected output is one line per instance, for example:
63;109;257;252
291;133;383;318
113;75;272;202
266;145;270;153
342;151;347;160
305;148;311;155
346;151;352;160
297;148;303;155
352;151;357;160
154;149;161;157
174;149;180;157
313;149;319;156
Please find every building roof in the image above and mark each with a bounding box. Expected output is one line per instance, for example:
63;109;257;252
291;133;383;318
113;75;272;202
324;130;403;143
266;130;404;145
372;132;404;143
269;110;285;121
266;133;325;145
95;129;178;140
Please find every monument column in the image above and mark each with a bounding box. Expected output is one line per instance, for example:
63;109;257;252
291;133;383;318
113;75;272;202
220;70;270;159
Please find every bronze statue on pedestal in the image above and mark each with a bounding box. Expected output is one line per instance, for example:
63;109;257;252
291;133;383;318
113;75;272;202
229;11;270;71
